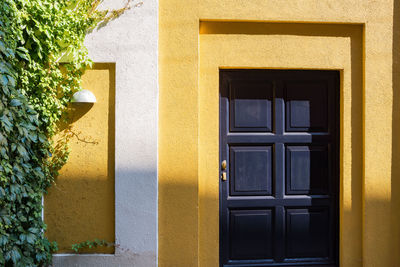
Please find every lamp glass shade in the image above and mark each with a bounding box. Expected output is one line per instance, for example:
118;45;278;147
72;90;97;103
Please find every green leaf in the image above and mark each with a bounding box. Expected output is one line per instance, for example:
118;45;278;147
19;234;26;242
6;48;15;58
16;47;30;62
17;47;29;54
0;115;13;132
10;99;22;107
10;248;21;263
7;75;15;87
16;50;30;61
0;147;8;159
38;133;47;143
0;235;7;246
26;233;36;244
2;215;11;225
0;62;13;75
36;253;45;262
28;227;40;234
28;132;38;142
0;187;5;198
1;76;7;87
0;132;7;145
0;41;6;55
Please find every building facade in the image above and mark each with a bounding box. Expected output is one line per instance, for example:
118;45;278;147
45;0;400;266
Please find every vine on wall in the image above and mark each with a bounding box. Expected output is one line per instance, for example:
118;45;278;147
0;0;132;265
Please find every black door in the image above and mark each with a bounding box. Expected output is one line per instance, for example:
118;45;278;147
219;70;339;267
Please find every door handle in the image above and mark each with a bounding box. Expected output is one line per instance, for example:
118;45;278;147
221;171;227;181
221;160;227;181
221;160;227;170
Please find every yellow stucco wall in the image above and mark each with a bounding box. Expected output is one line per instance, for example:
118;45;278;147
44;64;115;253
159;0;398;266
199;22;363;266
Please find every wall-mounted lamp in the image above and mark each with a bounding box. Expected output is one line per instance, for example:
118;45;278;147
72;89;97;103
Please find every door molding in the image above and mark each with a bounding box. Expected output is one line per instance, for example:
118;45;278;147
198;23;363;266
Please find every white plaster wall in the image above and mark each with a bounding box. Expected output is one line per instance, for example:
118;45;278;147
53;0;158;266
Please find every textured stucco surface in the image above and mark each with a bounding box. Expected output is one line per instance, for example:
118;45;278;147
198;23;363;267
52;0;158;266
45;65;116;254
159;0;398;266
52;253;155;267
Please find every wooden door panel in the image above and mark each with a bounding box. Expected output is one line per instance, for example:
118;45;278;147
230;80;273;132
285;81;329;132
286;145;330;195
229;209;274;260
220;70;339;267
286;207;330;259
229;146;273;196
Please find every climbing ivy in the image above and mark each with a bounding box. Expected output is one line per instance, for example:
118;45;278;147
71;239;111;253
0;0;132;265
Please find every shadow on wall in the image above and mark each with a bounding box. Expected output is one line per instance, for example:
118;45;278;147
391;1;400;264
45;179;115;254
196;22;363;266
44;64;116;254
348;23;363;267
158;179;199;266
